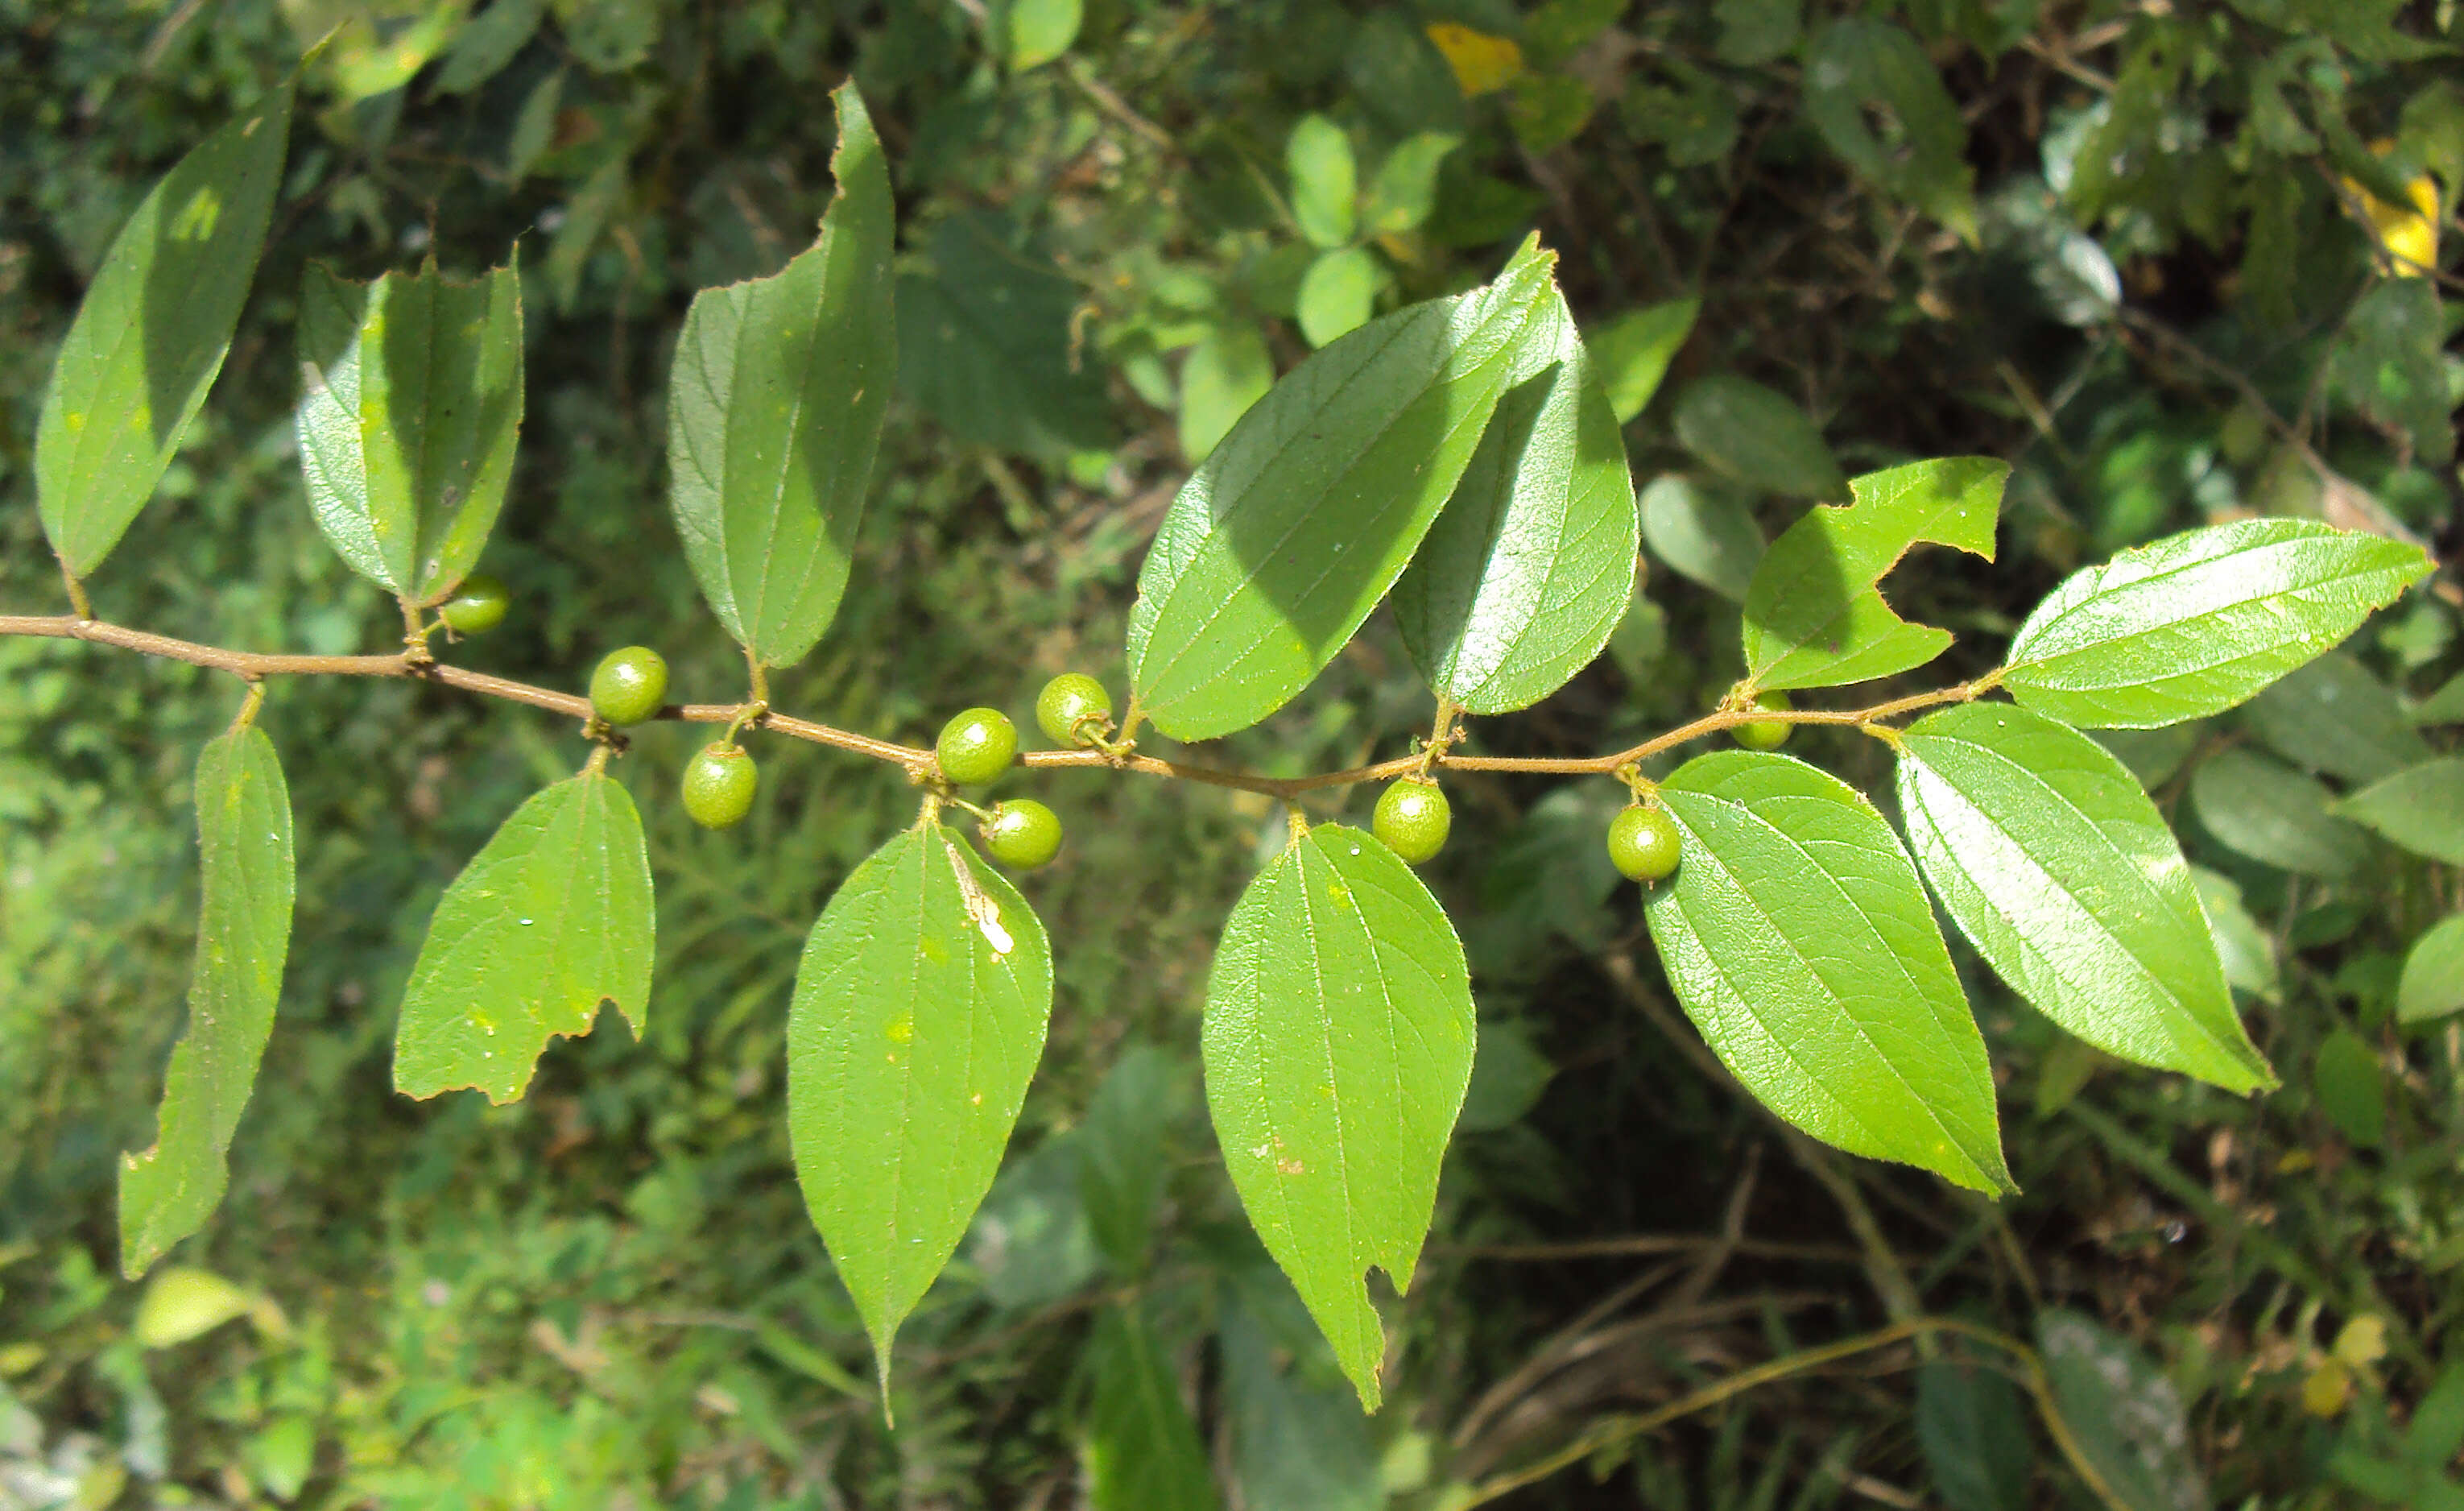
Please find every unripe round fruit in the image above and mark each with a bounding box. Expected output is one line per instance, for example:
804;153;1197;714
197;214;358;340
1035;673;1113;747
682;743;758;830
1607;805;1682;883
1731;689;1793;751
589;646;670;727
982;799;1064;869
936;707;1018;786
439;573;509;635
1372;779;1451;865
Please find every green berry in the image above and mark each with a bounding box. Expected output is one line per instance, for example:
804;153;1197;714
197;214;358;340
589;646;669;727
1607;805;1682;883
1034;673;1113;747
1372;779;1451;865
1731;689;1793;751
438;573;509;635
982;799;1064;869
936;707;1018;786
682;743;758;830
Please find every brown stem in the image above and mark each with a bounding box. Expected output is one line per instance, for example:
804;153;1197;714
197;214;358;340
0;612;1995;795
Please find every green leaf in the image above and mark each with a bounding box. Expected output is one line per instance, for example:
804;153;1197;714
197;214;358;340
1801;19;1977;238
1671;373;1847;500
2335;759;2464;866
2397;915;2464;1025
1645;751;2013;1194
964;1133;1098;1311
2413;670;2464;727
134;1265;256;1349
786;823;1052;1385
36;77;294;578
1641;474;1764;601
434;0;548;94
118;725;294;1279
296;263;525;604
1178;321;1273;463
1203;824;1477;1409
1077;1045;1184;1276
1714;0;1804;67
1742;457;2005;691
1590;297;1698;424
1083;1304;1221;1511
898;210;1112;457
1126;238;1561;741
1288;114;1358;249
2189;749;2370;879
2244;652;2431;783
1296;246;1380;349
1896;703;2272;1093
394;772;655;1104
1916;1360;2032;1511
1221;1269;1384;1511
668;83;893;670
2333;279;2454;467
1392;292;1639;714
1999;520;2433;728
1006;0;1083;70
2313;1029;2387;1148
2037;1310;2209;1511
1362;132;1461;234
2190;867;2280;1004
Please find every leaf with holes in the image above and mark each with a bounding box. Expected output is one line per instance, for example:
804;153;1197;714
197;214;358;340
1203;824;1476;1409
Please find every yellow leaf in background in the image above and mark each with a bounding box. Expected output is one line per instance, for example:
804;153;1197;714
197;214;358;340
2301;1356;2352;1418
1426;22;1524;97
2340;141;2441;277
2332;1314;2389;1368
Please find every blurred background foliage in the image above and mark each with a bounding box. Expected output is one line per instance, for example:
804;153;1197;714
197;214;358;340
2;0;2462;1505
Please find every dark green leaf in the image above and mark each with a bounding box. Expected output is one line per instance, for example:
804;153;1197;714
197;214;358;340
1392;291;1639;714
119;725;294;1278
1916;1360;2032;1511
394;772;655;1104
2190;749;2371;878
2313;1029;2387;1148
1999;520;2433;728
963;1134;1098;1310
1083;1305;1220;1511
1743;457;2004;691
668;83;893;669
1641;474;1764;601
1296;246;1379;349
1801;19;1977;238
1126;238;1561;741
787;823;1052;1385
899;211;1111;457
1221;1269;1383;1511
1715;0;1804;66
1590;297;1698;424
1203;824;1477;1408
2037;1310;2209;1511
2333;279;2454;466
1288;114;1358;249
2397;915;2464;1025
1177;321;1274;463
2244;653;2430;783
1077;1044;1184;1275
2405;1364;2464;1463
1645;751;2013;1194
433;0;547;93
297;263;525;603
1457;1018;1555;1132
2094;724;2203;789
1897;703;2272;1092
1671;373;1847;500
37;78;294;577
2335;760;2464;865
1363;133;1461;235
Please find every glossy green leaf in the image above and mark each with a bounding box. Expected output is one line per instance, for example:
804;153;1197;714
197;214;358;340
37;78;294;577
1644;751;2012;1194
1006;0;1083;70
2335;760;2464;865
296;263;525;603
2190;867;2280;1004
1916;1360;2032;1511
2398;915;2464;1025
1641;474;1763;601
2245;652;2430;783
1590;297;1698;424
1288;114;1358;249
1203;824;1476;1409
1802;19;1978;238
1897;703;2272;1093
668;82;893;669
1126;238;1561;741
1646;754;2010;1188
1083;1305;1220;1511
394;772;655;1104
1178;321;1273;463
1999;520;2433;728
787;823;1052;1386
119;725;294;1279
2313;1029;2387;1148
1743;457;2004;691
1296;246;1380;349
2037;1310;2209;1511
2189;749;2370;878
1392;290;1638;714
1363;132;1461;234
1672;372;1847;500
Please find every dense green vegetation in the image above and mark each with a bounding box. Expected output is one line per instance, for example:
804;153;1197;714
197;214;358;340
4;2;2462;1507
